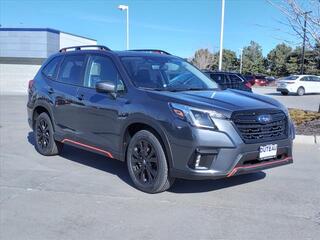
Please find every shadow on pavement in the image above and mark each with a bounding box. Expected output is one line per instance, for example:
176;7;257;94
169;172;266;194
28;131;266;193
27;131;132;186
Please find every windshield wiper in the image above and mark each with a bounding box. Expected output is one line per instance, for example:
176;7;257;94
139;87;164;91
168;87;215;92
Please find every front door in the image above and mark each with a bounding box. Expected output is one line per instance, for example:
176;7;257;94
75;53;128;157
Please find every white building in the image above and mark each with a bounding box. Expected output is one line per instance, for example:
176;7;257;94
0;28;97;93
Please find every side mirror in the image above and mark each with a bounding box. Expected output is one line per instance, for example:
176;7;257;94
96;81;116;94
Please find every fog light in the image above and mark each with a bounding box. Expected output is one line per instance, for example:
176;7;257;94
188;149;218;170
195;153;201;169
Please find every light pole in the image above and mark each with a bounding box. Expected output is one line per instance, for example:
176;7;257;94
239;48;243;74
118;4;129;50
300;10;312;74
218;0;225;71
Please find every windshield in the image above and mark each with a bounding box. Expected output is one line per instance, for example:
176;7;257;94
282;75;299;80
121;56;218;91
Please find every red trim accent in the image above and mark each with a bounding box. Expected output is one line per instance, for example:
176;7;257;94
61;139;113;158
227;157;292;177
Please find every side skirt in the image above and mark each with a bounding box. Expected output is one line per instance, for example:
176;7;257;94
61;138;114;159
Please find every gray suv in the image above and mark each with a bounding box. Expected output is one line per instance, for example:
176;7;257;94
27;46;294;193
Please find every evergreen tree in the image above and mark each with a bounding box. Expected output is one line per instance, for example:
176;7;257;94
242;41;265;75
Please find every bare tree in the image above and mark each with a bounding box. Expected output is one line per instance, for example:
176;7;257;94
269;0;319;51
191;49;214;70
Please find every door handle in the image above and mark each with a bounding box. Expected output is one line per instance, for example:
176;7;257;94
118;112;128;118
47;87;54;94
77;94;84;101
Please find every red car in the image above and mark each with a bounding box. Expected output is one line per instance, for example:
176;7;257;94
254;75;267;86
245;75;275;86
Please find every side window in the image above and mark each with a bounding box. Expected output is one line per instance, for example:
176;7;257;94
42;56;63;79
210;74;225;83
229;74;242;83
58;55;86;86
84;55;124;90
301;76;309;81
311;76;320;82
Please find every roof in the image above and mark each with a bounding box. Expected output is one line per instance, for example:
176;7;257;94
0;27;96;41
202;70;241;75
113;50;175;58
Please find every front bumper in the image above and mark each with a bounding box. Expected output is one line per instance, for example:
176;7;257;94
167;118;294;180
276;88;289;93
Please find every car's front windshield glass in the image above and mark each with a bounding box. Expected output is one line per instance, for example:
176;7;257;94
121;56;218;91
283;75;299;80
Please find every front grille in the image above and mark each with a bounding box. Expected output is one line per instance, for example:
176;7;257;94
232;109;287;143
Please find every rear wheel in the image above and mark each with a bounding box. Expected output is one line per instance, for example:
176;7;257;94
297;87;305;96
126;130;175;193
281;91;288;95
34;112;63;156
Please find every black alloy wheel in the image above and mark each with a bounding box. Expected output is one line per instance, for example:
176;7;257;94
36;118;50;150
131;139;158;185
34;112;63;156
127;130;175;193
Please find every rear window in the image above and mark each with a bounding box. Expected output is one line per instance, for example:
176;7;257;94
58;55;86;86
42;56;63;79
282;76;299;80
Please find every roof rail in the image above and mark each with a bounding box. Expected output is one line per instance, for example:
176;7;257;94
129;49;171;55
59;45;110;52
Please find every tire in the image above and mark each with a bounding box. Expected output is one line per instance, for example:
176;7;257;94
34;112;63;156
297;87;305;96
281;91;288;96
126;130;175;193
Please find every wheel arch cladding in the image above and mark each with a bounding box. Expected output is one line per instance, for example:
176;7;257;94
122;121;173;169
32;105;52;129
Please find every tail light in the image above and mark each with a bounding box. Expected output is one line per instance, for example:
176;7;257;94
28;80;34;90
245;82;252;88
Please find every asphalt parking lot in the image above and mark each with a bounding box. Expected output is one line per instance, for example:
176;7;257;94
253;86;320;112
1;95;320;240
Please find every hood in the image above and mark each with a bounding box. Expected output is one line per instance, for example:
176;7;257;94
147;89;284;118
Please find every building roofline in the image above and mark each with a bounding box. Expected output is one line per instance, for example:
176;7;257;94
0;27;97;42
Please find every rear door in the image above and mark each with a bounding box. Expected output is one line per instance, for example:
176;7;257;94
75;53;128;156
51;53;87;137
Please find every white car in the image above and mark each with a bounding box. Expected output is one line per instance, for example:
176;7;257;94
276;75;320;96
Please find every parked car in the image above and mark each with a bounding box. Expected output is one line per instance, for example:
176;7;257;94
254;75;269;86
27;45;294;193
266;76;276;85
244;75;256;86
203;71;252;92
277;75;320;96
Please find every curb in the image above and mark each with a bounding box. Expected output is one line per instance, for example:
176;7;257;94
294;135;319;145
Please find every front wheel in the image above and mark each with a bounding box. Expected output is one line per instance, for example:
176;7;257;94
34;112;63;156
297;87;305;96
126;130;175;193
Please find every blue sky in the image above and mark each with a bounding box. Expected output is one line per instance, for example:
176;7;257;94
1;0;300;57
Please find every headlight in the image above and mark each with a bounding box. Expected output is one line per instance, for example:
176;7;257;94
169;103;226;130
